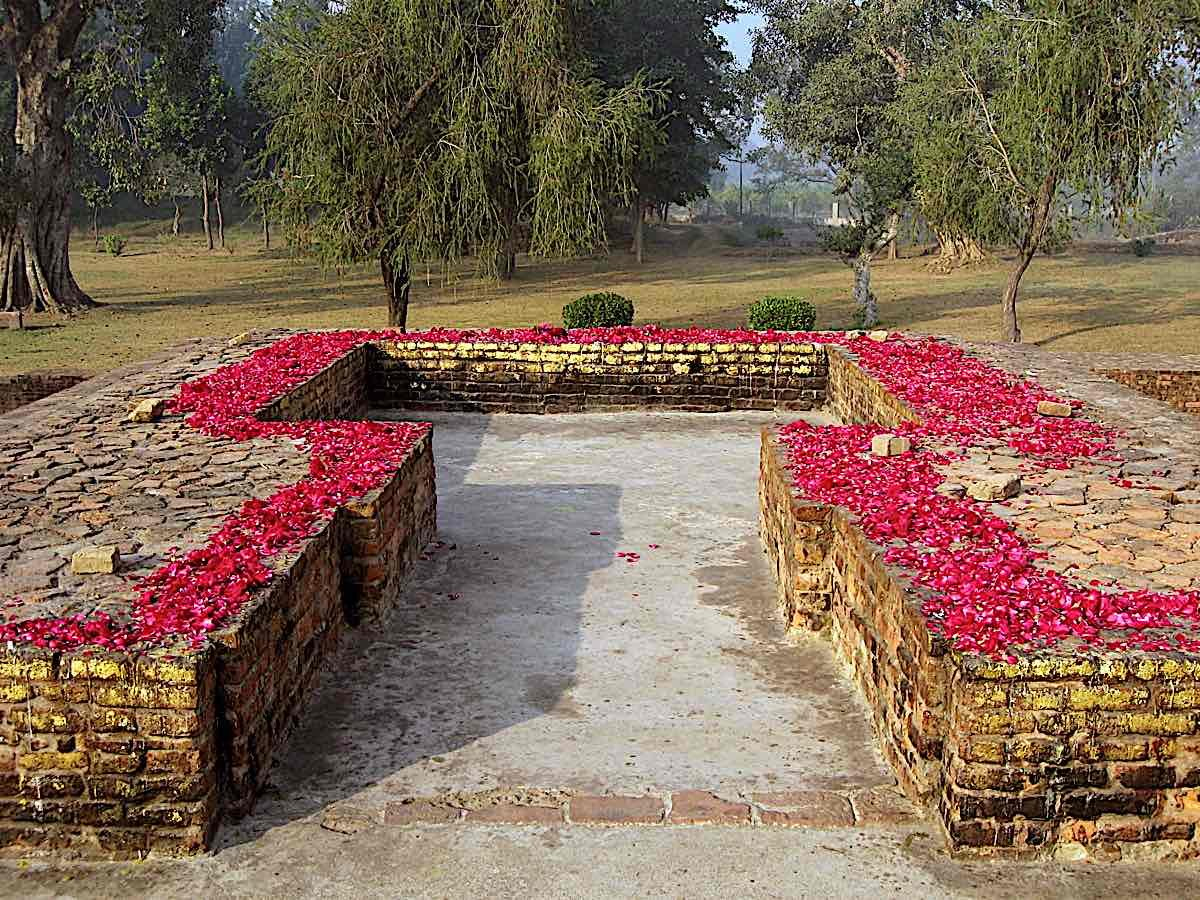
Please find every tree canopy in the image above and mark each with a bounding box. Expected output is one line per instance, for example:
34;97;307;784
901;0;1200;341
255;0;659;327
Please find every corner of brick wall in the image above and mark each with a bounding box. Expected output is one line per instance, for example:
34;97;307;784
1097;368;1200;416
767;346;1200;858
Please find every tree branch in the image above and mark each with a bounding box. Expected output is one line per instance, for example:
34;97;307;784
396;68;440;129
961;61;1024;195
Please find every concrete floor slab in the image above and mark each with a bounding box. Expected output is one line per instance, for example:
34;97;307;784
234;411;893;835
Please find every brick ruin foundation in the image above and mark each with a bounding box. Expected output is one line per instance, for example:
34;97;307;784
1;330;1198;859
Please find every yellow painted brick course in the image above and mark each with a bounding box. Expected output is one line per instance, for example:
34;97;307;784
19;751;88;771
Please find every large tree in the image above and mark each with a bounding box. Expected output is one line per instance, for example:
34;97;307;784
749;0;982;319
903;0;1200;342
583;0;742;264
255;0;658;328
0;0;222;313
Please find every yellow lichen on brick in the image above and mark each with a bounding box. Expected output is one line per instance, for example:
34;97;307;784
19;751;88;771
1011;685;1066;710
137;657;200;686
1068;685;1150;711
0;654;54;681
1122;712;1196;736
94;681;198;710
961;685;1008;708
0;682;30;702
68;656;131;681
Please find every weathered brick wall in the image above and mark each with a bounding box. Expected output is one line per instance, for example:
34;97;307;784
945;653;1200;853
369;340;827;413
762;350;1200;858
0;647;218;858
0;350;435;858
341;436;437;625
827;346;919;428
258;345;369;422
0;372;91;416
1098;368;1200;416
760;430;949;802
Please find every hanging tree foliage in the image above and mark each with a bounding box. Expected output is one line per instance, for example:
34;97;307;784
254;0;660;328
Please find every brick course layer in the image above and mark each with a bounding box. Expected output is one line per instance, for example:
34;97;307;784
761;343;1200;859
369;339;828;413
0;371;90;415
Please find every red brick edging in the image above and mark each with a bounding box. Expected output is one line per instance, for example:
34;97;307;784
381;786;920;828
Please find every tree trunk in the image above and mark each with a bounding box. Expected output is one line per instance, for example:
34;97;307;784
201;172;213;250
172;199;182;237
1;43;96;314
91;207;99;249
1000;251;1034;343
887;213;900;261
496;200;517;280
934;232;986;268
380;242;411;330
852;250;879;329
632;199;645;265
262;204;270;250
214;175;225;249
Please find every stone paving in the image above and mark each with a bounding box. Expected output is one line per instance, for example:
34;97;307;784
0;338;308;629
960;342;1200;600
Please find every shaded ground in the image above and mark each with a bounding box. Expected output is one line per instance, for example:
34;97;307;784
2;223;1199;374
7;411;1200;898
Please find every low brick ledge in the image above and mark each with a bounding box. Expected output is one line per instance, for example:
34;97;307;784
760;350;1200;861
376;785;920;829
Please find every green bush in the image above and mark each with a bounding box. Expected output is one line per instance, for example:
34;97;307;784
747;295;817;331
755;225;784;243
102;233;127;257
562;292;634;329
1131;237;1156;257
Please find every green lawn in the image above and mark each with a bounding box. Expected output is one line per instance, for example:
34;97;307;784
2;220;1197;375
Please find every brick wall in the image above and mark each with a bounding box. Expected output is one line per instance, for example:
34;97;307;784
368;340;828;413
760;431;949;802
1098;368;1200;416
761;350;1200;858
0;372;90;416
258;345;370;422
0;646;219;858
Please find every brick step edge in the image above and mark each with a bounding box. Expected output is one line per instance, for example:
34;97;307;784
372;786;922;829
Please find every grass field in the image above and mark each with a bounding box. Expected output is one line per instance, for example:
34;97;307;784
1;218;1197;375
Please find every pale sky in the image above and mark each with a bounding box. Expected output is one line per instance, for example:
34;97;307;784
718;12;764;66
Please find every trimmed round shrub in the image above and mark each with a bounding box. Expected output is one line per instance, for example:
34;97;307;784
747;295;817;331
1131;237;1156;258
562;292;634;329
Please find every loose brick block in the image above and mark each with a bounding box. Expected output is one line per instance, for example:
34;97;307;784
70;545;121;575
669;790;751;825
965;474;1022;502
127;397;167;423
1036;400;1073;418
569;794;664;825
870;433;911;457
